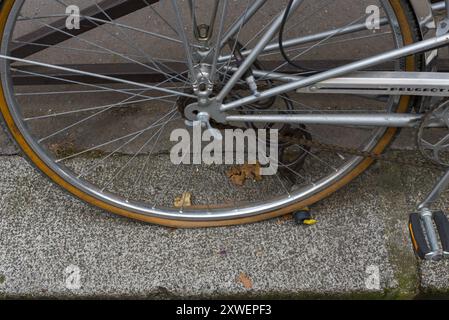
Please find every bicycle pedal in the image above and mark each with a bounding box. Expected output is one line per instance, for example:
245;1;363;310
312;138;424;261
409;213;431;260
409;211;449;261
434;212;449;259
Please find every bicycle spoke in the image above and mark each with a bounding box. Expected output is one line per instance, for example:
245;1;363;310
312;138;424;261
12;67;166;100
258;14;369;82
171;0;196;83
12;39;123;56
257;32;392;60
3;55;194;98
147;2;179;36
34;74;183;143
100;110;179;192
77;108;178;178
17;12;185;47
219;0;253;84
56;116;181;163
278;0;334;38
210;0;229;82
87;0;190;84
23;95;177;121
21;10;191;85
15;86;185;96
11;67;188;106
128;105;176;200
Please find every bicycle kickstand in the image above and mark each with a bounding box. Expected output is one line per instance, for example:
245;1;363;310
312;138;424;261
409;169;449;261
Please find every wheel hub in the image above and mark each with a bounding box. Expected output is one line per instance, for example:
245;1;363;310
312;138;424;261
192;63;214;96
180;61;227;125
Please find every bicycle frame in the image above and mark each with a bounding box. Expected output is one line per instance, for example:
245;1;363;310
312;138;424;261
185;0;449;128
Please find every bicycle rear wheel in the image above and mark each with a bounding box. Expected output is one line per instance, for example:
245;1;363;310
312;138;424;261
0;0;422;227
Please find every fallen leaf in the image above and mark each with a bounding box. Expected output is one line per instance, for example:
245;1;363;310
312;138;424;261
237;272;253;289
242;163;262;181
227;163;263;186
276;214;294;225
230;173;246;186
174;192;192;208
226;166;240;178
48;141;75;158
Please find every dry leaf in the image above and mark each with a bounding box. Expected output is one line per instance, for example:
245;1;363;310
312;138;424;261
227;166;245;186
276;214;294;225
242;163;262;181
226;166;240;178
227;163;263;186
230;173;246;186
48;141;75;158
237;272;253;289
174;192;192;208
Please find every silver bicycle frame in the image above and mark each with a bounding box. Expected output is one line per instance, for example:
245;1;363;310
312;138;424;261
209;0;449;128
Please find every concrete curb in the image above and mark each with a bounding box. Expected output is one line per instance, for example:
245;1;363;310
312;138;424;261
0;154;448;299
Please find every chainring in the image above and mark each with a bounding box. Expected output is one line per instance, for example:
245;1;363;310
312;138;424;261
418;99;449;167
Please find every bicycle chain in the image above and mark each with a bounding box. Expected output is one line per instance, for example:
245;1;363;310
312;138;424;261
288;135;444;170
217;114;445;171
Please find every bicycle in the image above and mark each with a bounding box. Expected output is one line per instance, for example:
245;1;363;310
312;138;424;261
1;0;449;260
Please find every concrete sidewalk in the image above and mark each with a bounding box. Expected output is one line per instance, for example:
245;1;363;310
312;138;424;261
0;132;448;298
